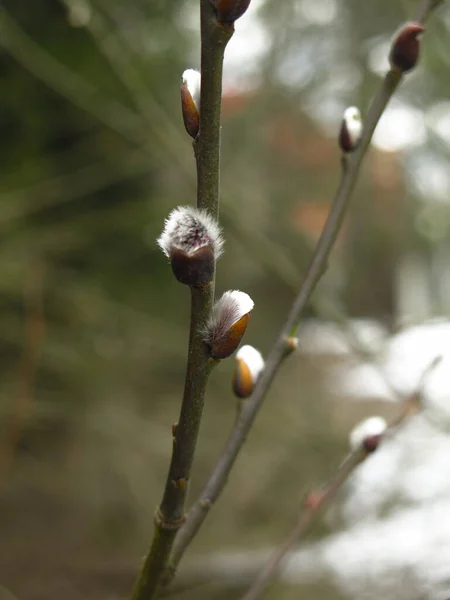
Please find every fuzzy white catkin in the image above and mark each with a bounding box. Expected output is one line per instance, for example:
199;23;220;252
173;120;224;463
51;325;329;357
157;206;223;259
349;416;387;451
204;290;254;343
236;345;265;382
182;69;201;112
343;106;363;147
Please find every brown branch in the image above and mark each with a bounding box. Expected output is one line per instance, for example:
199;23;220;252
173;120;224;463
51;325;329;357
167;0;442;577
240;354;441;600
129;3;233;599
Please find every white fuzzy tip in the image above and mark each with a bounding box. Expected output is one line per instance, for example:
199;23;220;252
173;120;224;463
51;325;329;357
182;69;201;112
342;106;363;147
349;416;387;452
204;290;254;344
236;345;265;381
157;206;223;259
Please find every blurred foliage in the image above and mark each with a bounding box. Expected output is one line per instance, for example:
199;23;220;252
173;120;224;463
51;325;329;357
0;0;449;598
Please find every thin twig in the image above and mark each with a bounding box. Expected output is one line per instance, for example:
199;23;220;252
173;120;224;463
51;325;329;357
240;355;441;600
168;0;441;575
129;3;233;599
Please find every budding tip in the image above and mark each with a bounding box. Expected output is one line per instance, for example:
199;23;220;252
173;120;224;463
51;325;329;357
389;22;425;74
211;0;252;24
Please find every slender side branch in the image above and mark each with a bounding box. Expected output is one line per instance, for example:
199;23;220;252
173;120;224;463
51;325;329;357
169;0;440;572
241;356;441;600
241;450;365;600
130;3;233;599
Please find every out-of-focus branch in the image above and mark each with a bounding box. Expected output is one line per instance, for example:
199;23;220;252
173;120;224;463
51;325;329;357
168;0;442;577
0;261;46;490
0;8;151;150
240;355;441;600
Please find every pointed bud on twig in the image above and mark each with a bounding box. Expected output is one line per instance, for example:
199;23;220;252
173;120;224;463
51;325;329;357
157;206;223;287
181;69;201;138
204;290;254;359
303;490;324;512
339;106;363;153
349;416;387;454
210;0;251;24
389;22;424;73
232;345;265;398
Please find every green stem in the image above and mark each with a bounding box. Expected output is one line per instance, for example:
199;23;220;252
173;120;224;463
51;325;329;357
130;3;233;599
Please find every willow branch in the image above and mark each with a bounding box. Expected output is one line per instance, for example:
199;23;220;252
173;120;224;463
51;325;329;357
241;354;441;600
129;3;233;599
168;0;441;575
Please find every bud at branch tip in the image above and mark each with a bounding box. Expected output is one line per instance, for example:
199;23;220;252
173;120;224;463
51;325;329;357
210;0;252;25
389;22;425;74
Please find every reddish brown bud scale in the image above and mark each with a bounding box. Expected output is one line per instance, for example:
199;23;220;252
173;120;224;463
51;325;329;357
210;313;250;359
233;357;253;398
389;22;425;73
181;81;200;139
339;120;352;153
211;0;251;24
304;490;324;512
363;433;383;453
170;246;215;287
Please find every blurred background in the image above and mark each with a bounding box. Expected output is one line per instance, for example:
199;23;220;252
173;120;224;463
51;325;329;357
1;0;450;598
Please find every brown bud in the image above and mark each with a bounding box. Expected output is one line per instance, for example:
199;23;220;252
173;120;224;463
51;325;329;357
211;0;251;24
233;357;253;398
389;22;425;73
170;246;215;287
181;80;200;138
304;490;324;512
210;313;250;359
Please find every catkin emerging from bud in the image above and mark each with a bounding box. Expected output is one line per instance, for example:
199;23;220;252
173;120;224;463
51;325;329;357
233;344;265;398
157;206;223;287
204;290;254;359
181;69;201;138
349;416;387;453
339;106;363;153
